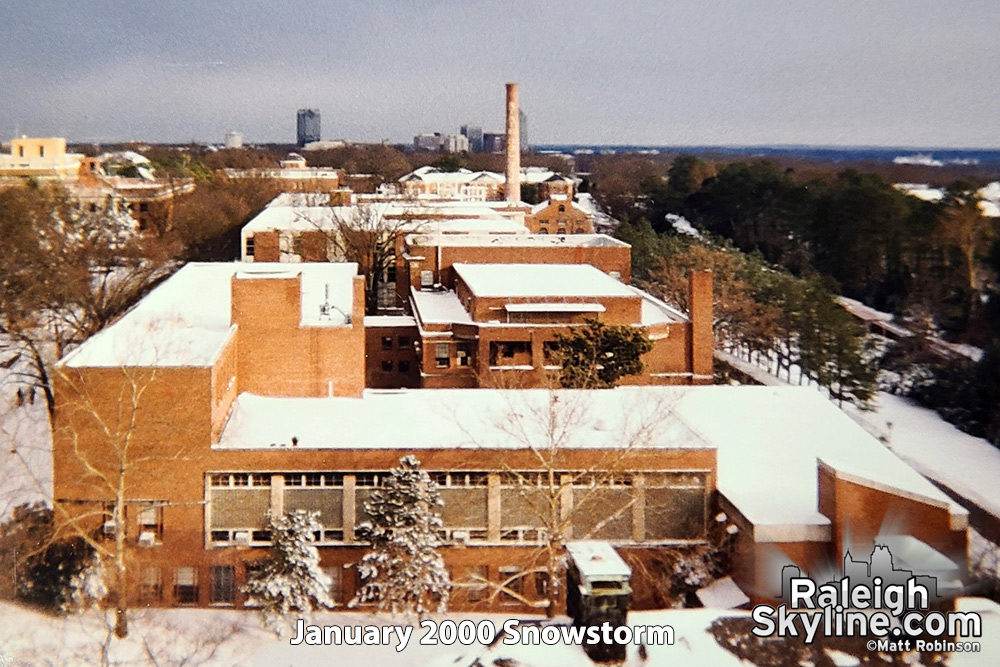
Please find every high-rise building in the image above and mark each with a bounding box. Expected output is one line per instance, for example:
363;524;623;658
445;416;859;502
296;109;321;147
518;109;529;152
460;124;484;153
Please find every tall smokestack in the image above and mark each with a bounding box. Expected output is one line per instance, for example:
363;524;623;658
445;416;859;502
505;82;520;202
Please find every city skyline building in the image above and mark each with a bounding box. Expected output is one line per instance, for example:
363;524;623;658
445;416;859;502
296;108;321;147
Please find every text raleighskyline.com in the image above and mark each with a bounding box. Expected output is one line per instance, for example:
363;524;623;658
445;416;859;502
751;576;983;644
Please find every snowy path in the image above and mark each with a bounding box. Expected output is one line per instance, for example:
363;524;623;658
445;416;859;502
860;393;1000;537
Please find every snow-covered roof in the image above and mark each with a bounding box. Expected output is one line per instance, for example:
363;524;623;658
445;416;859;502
215;387;709;452
244;201;527;235
696;577;750;609
60;262;358;368
399;166;568;186
454;263;636;299
566;542;631;579
530;197;589;216
504;303;605;313
212;385;965;543
979;181;1000;201
410;288;473;325
364;315;417;328
635;287;689;325
674;386;967;541
406;233;627;248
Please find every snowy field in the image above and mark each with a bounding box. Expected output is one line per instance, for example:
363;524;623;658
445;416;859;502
0;336;52;519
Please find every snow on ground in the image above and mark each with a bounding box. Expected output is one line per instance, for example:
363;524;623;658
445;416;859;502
0;337;52;519
666;213;705;240
0;602;749;667
859;393;1000;522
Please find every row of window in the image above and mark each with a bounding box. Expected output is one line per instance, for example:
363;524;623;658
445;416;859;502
210;470;704;490
380;335;411;350
380;360;411;374
143;562;540;607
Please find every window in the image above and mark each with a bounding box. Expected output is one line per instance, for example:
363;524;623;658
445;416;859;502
381;336;393;350
139;202;149;212
137;503;163;541
175;567;198;604
557;228;567;235
386;265;397;282
435;343;450;368
39;146;45;158
398;335;411;349
141;567;162;602
381;360;393;373
543;341;561;365
398;360;410;374
323;567;343;604
245;236;255;257
558;204;565;213
538;228;549;234
457;342;473;367
467;565;488;602
89;203;98;212
211;565;235;604
575;228;585;234
499;566;523;604
420;270;434;288
535;572;550;598
18;146;24;157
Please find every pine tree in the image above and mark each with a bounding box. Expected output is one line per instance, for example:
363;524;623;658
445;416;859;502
352;455;450;615
552;320;654;389
241;510;333;630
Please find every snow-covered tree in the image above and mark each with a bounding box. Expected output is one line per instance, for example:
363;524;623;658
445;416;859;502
242;510;333;630
63;552;109;613
352;455;451;615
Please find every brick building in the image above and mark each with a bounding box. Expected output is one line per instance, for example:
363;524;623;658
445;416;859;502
403;263;713;389
525;194;595;234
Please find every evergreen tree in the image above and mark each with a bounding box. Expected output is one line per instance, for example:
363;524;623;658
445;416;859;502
352;455;450;615
552;320;654;388
242;510;333;629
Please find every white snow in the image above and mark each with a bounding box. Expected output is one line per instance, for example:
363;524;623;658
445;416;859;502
667;213;705;240
504;302;606;313
61;262;358;368
364;315;417;328
453;263;636;299
837;296;895;323
859;392;1000;521
215;387;709;453
635;287;689;325
0;337;53;518
406;232;627;248
565;541;632;579
675;386;967;540
695;576;750;609
410;288;473;325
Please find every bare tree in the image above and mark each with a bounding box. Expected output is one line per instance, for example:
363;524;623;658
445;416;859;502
455;387;687;617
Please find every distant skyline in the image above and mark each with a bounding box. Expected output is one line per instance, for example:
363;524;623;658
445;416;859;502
1;1;998;148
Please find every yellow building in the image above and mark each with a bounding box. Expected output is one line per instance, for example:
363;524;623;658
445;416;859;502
0;137;84;181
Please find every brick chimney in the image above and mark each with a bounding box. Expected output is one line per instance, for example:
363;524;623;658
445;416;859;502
505;82;520;202
688;270;714;384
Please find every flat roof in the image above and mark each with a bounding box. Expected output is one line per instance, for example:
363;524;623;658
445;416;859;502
410;288;473;325
60;262;358;368
504;303;606;313
453;263;636;299
215;388;709;452
566;542;632;579
406;232;628;248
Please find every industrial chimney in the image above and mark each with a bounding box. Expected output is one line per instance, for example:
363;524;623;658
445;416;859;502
505;82;521;202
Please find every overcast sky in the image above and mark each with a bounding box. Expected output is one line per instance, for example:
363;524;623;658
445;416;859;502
1;1;997;147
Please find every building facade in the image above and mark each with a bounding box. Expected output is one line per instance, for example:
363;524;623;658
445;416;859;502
296;109;321;147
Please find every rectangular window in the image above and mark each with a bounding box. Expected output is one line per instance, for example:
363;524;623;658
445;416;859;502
381;336;393;350
535;571;550;598
211;565;235;604
398;335;410;349
386;265;397;282
467;565;488;602
141;567;162;602
457;342;473;367
137;504;163;541
138;202;149;212
499;566;523;605
398;360;410;374
175;567;198;604
323;567;343;604
245;237;255;257
39;146;45;158
381;360;393;373
435;343;450;369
